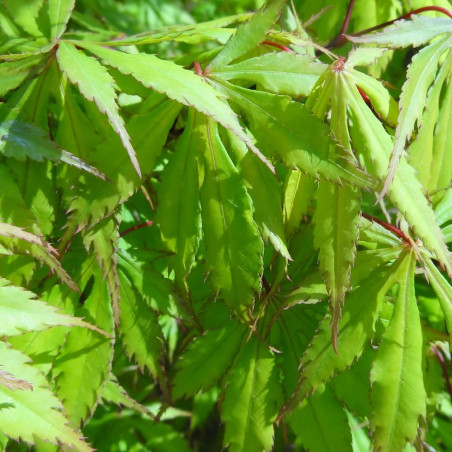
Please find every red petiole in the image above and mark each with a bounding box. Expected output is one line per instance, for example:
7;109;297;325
361;213;411;243
119;220;154;238
261;40;292;52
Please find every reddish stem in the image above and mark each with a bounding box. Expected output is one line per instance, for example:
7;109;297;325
356;85;370;103
261;40;292;52
352;6;452;38
340;0;356;34
119;220;154;238
193;61;203;76
361;213;410;243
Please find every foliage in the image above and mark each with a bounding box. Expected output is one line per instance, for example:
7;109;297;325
0;0;451;450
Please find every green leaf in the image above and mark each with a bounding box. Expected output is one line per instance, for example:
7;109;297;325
56;41;141;176
0;55;45;96
200;117;263;317
3;0;43;37
344;76;452;278
102;375;151;416
54;264;114;428
208;0;285;69
0;108;109;180
118;269;166;380
0;277;107;337
0;342;92;451
76;41;274;174
380;36;451;199
283;169;315;237
210;52;325;96
422;255;452;347
172;322;244;399
348;15;452;48
370;251;426;451
156;110;202;290
284;254;408;414
313;182;361;349
213;81;369;186
228;129;290;259
289;385;352;452
222;335;282;452
48;0;75;41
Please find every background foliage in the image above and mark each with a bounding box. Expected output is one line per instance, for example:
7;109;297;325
0;0;451;450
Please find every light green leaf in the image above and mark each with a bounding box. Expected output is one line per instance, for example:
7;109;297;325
289;385;352;452
409;52;452;190
313;182;361;349
213;81;369;186
0;277;107;337
210;52;325;96
0;342;92;451
422;255;452;347
208;0;285;69
222;335;282;452
380;36;451;199
348;15;452;48
76;41;274;174
0;55;44;96
345;76;452;278
371;251;426;451
345;46;387;68
56;41;141;176
200;117;263;317
172;322;244;399
3;0;43;37
118;269;165;380
48;0;75;41
283;169;315;237
54;265;114;428
156;110;202;290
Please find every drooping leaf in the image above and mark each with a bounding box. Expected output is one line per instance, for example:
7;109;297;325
289;385;352;452
283;168;316;238
0;55;45;96
208;0;285;69
56;41;141;176
380;35;451;198
313;182;361;349
75;41;274;174
228;129;290;259
222;335;282;452
0;342;92;451
344;74;452;278
118;268;166;381
156;109;202;290
0;277;107;337
210;51;325;97
199;117;263;317
173;321;244;399
0;107;109;180
54;264;114;428
212;81;369;186
348;15;452;48
370;251;426;451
